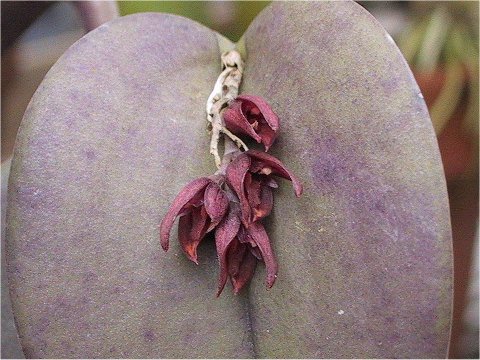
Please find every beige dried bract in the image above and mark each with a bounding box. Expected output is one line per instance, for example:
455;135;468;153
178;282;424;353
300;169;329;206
206;50;248;168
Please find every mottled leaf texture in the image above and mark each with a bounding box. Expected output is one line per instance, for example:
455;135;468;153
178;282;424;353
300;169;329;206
6;14;253;359
240;2;452;358
6;2;451;358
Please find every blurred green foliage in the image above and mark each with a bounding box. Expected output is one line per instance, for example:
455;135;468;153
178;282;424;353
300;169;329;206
118;1;270;41
397;1;478;137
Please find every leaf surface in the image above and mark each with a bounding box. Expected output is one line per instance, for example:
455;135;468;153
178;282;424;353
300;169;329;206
6;3;452;358
240;2;452;358
6;13;254;359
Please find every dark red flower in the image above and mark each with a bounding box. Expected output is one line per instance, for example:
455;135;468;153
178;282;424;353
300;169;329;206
215;201;278;296
209;149;304;296
223;95;280;151
160;150;303;296
160;176;228;264
225;150;303;227
226;236;257;294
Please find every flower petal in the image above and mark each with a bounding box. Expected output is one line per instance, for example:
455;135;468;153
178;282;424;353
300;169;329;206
237;95;280;151
246;150;303;197
227;238;247;278
238;227;263;258
178;212;193;259
231;250;257;294
215;211;241;297
246;222;278;288
257;125;277;152
252;185;273;222
178;206;210;264
236;224;247;243
237;95;279;132
160;178;211;251
204;182;229;231
246;175;262;209
223;95;280;151
223;100;262;143
225;153;251;227
265;177;279;188
237;225;255;247
248;244;263;260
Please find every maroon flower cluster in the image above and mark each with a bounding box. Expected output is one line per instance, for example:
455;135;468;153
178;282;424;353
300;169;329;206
160;95;302;296
223;95;279;151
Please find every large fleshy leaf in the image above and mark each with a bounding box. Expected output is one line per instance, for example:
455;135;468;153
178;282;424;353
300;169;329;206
6;2;452;359
240;2;452;358
6;14;254;358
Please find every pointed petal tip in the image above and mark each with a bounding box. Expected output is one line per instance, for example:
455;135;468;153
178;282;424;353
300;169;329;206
232;280;241;295
160;235;169;252
252;133;262;143
159;223;170;252
187;255;199;265
216;281;227;297
184;247;199;265
246;150;303;197
260;132;276;152
266;274;277;288
216;274;226;297
294;182;303;197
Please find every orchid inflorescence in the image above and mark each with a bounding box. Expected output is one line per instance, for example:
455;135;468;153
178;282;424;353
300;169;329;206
160;50;302;296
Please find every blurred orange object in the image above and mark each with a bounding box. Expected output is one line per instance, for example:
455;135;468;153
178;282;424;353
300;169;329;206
414;68;475;180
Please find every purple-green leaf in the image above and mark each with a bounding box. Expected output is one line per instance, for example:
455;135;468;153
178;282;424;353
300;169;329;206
6;13;252;359
6;2;452;358
241;2;452;358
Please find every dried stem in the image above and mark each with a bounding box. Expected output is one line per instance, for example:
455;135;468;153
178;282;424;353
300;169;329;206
215;137;242;176
206;50;248;168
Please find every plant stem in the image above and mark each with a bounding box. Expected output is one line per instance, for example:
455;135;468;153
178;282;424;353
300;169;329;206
206;50;248;168
215;137;242;176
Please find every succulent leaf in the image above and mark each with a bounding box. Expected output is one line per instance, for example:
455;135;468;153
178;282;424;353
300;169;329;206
5;2;452;358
